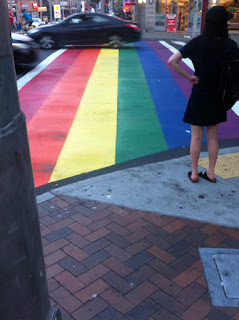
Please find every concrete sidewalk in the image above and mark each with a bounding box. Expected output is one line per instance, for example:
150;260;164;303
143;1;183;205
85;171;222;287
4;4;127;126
36;143;239;319
142;30;239;45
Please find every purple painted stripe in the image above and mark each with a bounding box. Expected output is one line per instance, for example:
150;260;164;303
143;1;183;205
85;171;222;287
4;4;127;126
148;41;239;140
219;111;239;139
148;41;193;99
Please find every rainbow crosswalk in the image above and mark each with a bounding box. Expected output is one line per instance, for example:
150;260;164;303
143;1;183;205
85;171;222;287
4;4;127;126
18;41;239;188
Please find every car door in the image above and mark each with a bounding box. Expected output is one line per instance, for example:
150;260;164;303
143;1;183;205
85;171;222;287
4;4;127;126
60;15;89;45
83;15;113;44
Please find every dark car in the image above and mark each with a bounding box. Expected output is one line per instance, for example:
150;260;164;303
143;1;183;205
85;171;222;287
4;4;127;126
12;33;38;65
27;13;141;49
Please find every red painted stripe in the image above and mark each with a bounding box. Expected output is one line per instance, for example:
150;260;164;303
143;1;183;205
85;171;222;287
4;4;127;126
19;50;81;123
27;49;101;187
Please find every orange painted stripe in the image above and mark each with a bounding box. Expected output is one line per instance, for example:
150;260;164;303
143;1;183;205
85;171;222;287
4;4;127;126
27;49;101;187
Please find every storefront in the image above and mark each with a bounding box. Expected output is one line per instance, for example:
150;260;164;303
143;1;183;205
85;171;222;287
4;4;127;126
155;0;202;32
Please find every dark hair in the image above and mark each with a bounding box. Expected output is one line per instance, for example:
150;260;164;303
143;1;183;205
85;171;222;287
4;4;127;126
202;6;229;40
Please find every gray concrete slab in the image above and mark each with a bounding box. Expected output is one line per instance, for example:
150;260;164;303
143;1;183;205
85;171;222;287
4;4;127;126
199;248;239;307
50;147;239;229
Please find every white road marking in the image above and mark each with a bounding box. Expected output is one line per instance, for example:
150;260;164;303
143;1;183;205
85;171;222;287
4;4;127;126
159;40;195;71
172;41;187;46
17;49;67;91
161;40;239;116
232;101;239;116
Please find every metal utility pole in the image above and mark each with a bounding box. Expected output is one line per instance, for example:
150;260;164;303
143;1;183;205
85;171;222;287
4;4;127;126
191;0;199;38
49;0;53;22
0;2;61;320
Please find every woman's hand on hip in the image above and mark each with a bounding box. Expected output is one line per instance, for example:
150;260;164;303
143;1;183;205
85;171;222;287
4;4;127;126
189;75;199;85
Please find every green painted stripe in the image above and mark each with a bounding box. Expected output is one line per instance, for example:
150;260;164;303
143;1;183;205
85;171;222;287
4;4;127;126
116;47;168;163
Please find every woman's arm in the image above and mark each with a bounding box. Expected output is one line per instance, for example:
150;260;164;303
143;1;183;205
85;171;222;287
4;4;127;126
168;51;199;85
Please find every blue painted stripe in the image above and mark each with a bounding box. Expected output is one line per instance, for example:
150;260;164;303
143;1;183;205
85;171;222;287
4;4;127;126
136;41;192;149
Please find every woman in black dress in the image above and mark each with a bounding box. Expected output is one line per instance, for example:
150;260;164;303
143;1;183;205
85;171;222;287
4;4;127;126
168;6;239;183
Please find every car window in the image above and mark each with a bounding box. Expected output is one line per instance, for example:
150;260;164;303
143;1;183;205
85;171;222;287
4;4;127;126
66;17;83;24
91;16;109;23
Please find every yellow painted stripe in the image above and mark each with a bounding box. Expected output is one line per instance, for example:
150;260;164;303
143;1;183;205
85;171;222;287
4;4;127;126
49;49;119;182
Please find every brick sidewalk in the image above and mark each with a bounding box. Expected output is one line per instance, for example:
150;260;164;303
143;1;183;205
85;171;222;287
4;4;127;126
38;195;239;320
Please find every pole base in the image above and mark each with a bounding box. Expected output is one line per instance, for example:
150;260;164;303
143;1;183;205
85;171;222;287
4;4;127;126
48;308;62;320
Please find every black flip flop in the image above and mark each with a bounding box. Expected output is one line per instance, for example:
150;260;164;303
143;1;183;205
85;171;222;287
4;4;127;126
199;171;217;183
188;171;198;183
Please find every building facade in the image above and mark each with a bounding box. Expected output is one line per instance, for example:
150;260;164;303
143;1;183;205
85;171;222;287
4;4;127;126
139;0;239;32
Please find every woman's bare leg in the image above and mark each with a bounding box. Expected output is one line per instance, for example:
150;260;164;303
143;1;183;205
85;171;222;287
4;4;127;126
206;124;219;180
190;125;204;180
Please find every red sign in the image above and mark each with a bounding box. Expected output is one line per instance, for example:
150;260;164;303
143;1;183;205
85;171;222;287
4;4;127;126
167;14;176;32
32;3;39;9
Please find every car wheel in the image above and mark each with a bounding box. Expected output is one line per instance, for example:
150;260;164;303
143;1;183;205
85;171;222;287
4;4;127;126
108;35;123;49
39;35;55;49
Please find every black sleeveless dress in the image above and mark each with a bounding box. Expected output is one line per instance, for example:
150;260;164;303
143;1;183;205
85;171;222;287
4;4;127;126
179;36;239;126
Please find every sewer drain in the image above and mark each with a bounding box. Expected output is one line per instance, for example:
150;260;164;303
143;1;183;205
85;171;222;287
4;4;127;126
199;248;239;307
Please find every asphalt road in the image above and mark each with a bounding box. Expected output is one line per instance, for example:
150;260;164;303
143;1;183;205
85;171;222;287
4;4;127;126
16;49;55;80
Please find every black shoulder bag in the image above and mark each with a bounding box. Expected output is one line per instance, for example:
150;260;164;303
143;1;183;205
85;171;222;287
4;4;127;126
219;59;239;111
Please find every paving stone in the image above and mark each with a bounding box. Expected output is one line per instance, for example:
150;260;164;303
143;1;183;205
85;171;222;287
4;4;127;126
50;197;70;209
100;288;134;314
146;234;172;250
125;228;151;243
39;201;59;213
71;213;93;226
163;220;186;233
180;299;212;320
77;263;109;286
148;258;179;279
50;286;82;313
65;232;90;249
58;256;87;276
46;263;64;279
206;309;234;320
125;251;154;270
175;282;206;306
149;272;183;297
152;290;187;315
63;243;89;262
103;257;133;277
98;306;126;320
165;229;190;245
167;240;193;258
172;267;201;288
55;270;85;294
102;271;132;294
147;245;176;264
75;279;109;303
126;239;152;255
85;227;111;242
106;222;131;237
105;232;132;249
87;218;111;231
45;250;67;267
72;204;95;216
152;308;181;320
83;238;111;255
44;238;70;256
72;297;108;320
45;227;73;243
81;250;111;269
89;209;112;221
48;278;60;292
125;281;158;305
125;265;156;287
104;243;132;262
126;299;159;320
